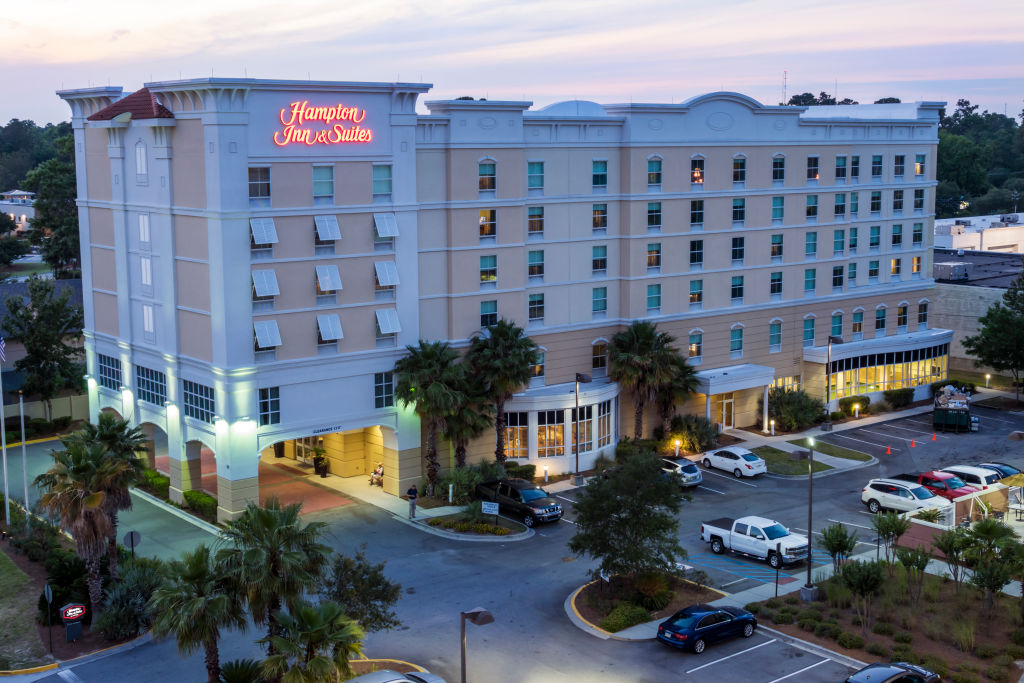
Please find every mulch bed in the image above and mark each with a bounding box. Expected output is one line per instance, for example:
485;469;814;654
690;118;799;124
575;576;720;631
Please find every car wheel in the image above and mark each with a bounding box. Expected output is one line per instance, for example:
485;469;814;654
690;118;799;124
711;538;724;554
702;459;712;469
733;468;743;478
523;515;536;528
692;638;706;654
742;623;754;638
768;552;781;569
867;499;881;514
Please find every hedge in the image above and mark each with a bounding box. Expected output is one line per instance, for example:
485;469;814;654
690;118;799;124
837;395;871;416
883;388;915;409
183;490;217;520
599;602;649;633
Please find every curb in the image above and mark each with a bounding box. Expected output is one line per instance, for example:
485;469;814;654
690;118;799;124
564;581;614;640
0;633;154;681
762;455;879;481
758;624;867;671
0;664;58;678
130;489;222;537
395;515;535;542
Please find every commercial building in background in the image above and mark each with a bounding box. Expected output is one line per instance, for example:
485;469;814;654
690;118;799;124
1;189;35;233
934;213;1024;253
58;79;948;520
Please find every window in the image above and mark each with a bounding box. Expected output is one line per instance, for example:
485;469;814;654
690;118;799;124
832;313;843;337
891;258;902;276
691;158;704;185
913;223;923;245
769;322;782;350
479;255;497;284
478;161;496;192
897;304;908;328
505;412;528;459
871;154;883;179
140;257;152;286
537;410;564;457
806;195;818;219
480;300;497;327
373;212;398;250
531;351;545;380
259;387;281;424
143;304;155;335
689;240;703;267
372;165;392;201
803;318;815;347
479;209;496;238
894;155;905;178
852;311;864;336
135;365;167;405
313;166;333;204
832;265;844;288
833;229;845;255
647;284;662;312
135;141;148;177
835;156;847;180
730;327;744;357
869;260;880;279
647;202;662;231
804;268;816;294
770;234;784;261
733;157;746;183
849;226;858;251
248;167;270;202
97;354;122;391
255;320;282;356
892;224;903;247
848;262;857;284
527;207;544;238
138;214;150;244
689;280;703;306
592;160;608;190
893;189;904;213
772;156;785;182
914;189;925;211
528;250;544;278
689;332;703;359
850;155;860;180
730;237;745;264
592;287;607;315
875;308;887;331
870;191;881;213
912;256;922;274
592;245;607;273
527;161;544;191
315;265;342;302
772;196;785;221
869;225;881;248
850;191;859;215
732;198;745;223
375;309;400;347
647;243;662;269
592;343;608;377
918;302;929;325
597;400;612;447
915;154;926;177
730;276;744;302
528;293;544;322
807;156;819;180
183;379;215;424
648;158;663;188
770;271;782;296
592;204;608;232
805;231;817;257
314;215;340;254
690;200;704;228
834;193;845;217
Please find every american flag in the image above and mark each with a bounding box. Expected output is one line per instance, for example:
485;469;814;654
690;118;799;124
0;336;6;363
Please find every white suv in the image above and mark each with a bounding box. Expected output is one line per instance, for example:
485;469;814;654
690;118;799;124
861;478;953;514
941;465;1001;489
701;447;767;478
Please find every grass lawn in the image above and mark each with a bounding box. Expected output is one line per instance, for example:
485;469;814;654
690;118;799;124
752;445;832;475
975;396;1024;411
788;438;872;461
0;262;51;280
949;369;1017;392
0;549;50;670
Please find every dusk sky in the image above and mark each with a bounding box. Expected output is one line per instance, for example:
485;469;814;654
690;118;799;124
3;0;1023;124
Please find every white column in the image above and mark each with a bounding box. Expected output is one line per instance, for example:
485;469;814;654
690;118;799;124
705;394;711;421
762;385;770;433
527;411;539;462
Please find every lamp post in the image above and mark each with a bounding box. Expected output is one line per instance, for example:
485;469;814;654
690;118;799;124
769;419;775;437
573;373;592;486
823;336;843;432
801;437;817;601
460;607;494;683
986;374;991;388
674;439;681;458
1012;191;1020;214
854;403;860;419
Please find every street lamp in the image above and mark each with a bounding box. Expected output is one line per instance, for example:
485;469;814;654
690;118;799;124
460;607;494;683
853;403;860;419
1012;191;1020;214
769;419;775;436
823;336;843;432
801;437;817;602
674;439;681;458
573;373;592;486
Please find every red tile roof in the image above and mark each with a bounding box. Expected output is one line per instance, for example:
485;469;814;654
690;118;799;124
87;87;173;121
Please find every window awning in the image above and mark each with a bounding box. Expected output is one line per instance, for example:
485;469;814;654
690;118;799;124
253;320;282;348
316;314;344;341
250;218;278;245
374;261;400;287
315;265;343;292
251;270;280;297
375;308;401;335
373;213;399;237
314;215;341;241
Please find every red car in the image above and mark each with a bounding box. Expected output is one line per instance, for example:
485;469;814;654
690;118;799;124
893;471;979;501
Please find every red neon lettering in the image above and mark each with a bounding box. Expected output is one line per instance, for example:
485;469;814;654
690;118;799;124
275;101;372;146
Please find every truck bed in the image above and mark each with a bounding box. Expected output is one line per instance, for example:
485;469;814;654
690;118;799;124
704;517;734;531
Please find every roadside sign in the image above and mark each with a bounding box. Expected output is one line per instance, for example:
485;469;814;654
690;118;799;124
60;603;86;623
43;584;53;604
124;530;141;558
481;502;499;516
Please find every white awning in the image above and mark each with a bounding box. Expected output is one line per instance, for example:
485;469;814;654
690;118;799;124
253;320;282;348
694;364;776;396
249;218;278;245
375;308;401;334
803;328;953;364
251;270;280;297
374;261;400;287
314;215;341;241
315;265;343;292
373;213;399;237
316;314;344;341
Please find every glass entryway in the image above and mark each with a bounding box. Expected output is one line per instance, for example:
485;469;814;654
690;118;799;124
711;393;735;430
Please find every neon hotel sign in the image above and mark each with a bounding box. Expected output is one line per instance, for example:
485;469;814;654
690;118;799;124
273;101;373;146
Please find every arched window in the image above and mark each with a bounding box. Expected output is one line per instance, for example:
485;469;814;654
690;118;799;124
729;323;744;358
688;329;704;361
768;319;782;351
802;314;816;347
135;140;148;177
732;154;746;184
591;339;608;378
530;347;546;386
478;157;496;194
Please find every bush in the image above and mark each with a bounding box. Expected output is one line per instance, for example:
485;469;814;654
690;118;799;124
93;562;164;640
874;400;892;413
992;654;1013;668
771;611;794;625
837;632;865;649
830;411;845;421
872;621;894;636
219;658;265;683
139;469;170;499
784;595;799;605
51;416;73;431
599;602;649;632
437;467;484;505
637;589;674;612
29;417;51;434
953;619;977;652
491;527;509;536
884;388;915;409
1006;645;1024;659
38;548;90;625
764;598;783;609
974;643;999;659
983;665;1008;681
798;619;817;631
667;415;719;454
919;655;949;679
838;395;871;416
894;631;913;644
1009;627;1024;646
615;439;644;462
592;454;616;474
951;674;981;683
814;622;842;640
797;608;821;622
744;602;761;614
761;388;823;432
865;642;888;657
427;518;443;527
823;578;852;608
182;490;217;520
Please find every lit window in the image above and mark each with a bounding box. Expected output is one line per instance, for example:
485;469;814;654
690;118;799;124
733;157;746;183
528;250;544;278
537;410;564;457
528;293;544;321
852;311;864;335
771;234;783;259
912;256;921;274
592;343;608;376
807;156;819;180
479;255;497;283
592;245;607;273
505;412;529;459
915;154;926;177
648;158;663;187
689;280;703;305
479;209;497;238
691;158;704;185
897;305;909;328
592;204;608;231
647;243;662;269
891;258;902;276
527;207;544;237
478;162;496;192
689;332;703;358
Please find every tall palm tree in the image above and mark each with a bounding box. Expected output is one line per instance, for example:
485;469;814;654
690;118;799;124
655;356;699;436
609;321;683;439
442;364;495;468
393;340;464;487
149;544;248;683
259;600;364;683
34;440;133;619
215;498;331;657
66;412;147;579
465;319;539;463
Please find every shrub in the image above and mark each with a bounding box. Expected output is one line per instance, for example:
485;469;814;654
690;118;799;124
874;401;891;413
668;415;719;454
1010;627;1024;646
491;527;509;536
837;632;865;649
219;659;265;683
915;508;942;523
872;621;894;636
599;602;649;632
838;395;871;416
814;622;842;640
454;522;471;532
759;609;775;622
744;603;761;614
38;548;90;625
893;631;913;644
139;469;170;499
784;595;799;605
442;520;456;529
951;674;980;683
771;611;794;625
463;500;486;523
992;654;1013;668
797;608;821;622
974;643;999;659
93;562;164;640
637;589;674;612
51;416;73;431
764;598;783;609
634;572;669;598
884;388;915;409
29;418;50;434
830;411;845;422
436;467;483;505
182;490;217;520
760;388;823;431
919;655;949;679
1006;645;1024;659
983;665;1008;681
592;454;615;474
823;578;852;609
427;518;443;527
865;642;888;657
615;439;645;462
952;619;976;652
798;619;817;631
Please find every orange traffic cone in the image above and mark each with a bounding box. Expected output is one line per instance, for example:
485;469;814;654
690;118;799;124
885;445;891;455
910;439;916;448
932;433;937;441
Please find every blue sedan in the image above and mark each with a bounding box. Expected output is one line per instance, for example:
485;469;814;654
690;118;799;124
656;604;757;654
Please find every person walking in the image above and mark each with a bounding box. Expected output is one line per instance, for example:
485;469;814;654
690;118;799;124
407;484;418;520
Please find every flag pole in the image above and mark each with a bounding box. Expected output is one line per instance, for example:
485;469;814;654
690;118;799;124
20;390;28;533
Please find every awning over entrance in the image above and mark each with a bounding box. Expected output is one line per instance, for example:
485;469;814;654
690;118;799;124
695;364;776;396
802;328;953;363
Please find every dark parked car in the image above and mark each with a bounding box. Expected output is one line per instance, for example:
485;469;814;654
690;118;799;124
845;661;940;682
475;478;562;527
656;604;756;654
979;462;1022;479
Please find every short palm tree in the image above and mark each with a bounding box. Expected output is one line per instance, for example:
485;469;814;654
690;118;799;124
149;544;247;683
442;364;495;467
259;600;364;683
216;498;331;655
655;356;699;436
609;321;683;439
465;319;539;463
394;340;464;487
34;440;134;619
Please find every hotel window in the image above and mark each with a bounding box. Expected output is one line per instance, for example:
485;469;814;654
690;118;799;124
480;300;498;327
732;198;745;224
648;158;663;189
592;160;608;191
804;268;816;295
479;209;497;238
689;240;703;268
773;375;801;391
691;158;705;185
478;161;496;193
730;237;744;265
918;302;929;326
531;351;545;381
893;190;904;214
528;250;545;280
689;280;703;308
688;332;703;360
807;156;819;181
592;287;608;316
97;354;122;391
772;196;785;222
143;304;155;337
772;155;785;183
373;212;398;251
374;309;400;347
537;410;564;457
138;214;151;245
313;166;334;204
834;193;846;217
806;195;818;219
770;271;782;297
314;215;340;255
869;225;881;249
479;255;497;285
849;226;859;251
769;322;782;352
730;276;744;303
803;318;815;347
592;342;608;377
647;284;662;312
373;373;394;409
315;265;342;304
182;380;215;424
251;270;279;312
250;217;278;259
732;157;746;184
805;231;817;257
504;413;528;459
254;320;282;358
372;165;393;201
850;155;860;181
835;156;847;180
770;234;783;261
894;155;905;178
248;167;270;205
374;261;398;301
892;224;903;247
891;258;902;276
135;141;148;178
592;245;607;274
140;256;152;287
832;265;844;289
647;243;662;270
913;189;925;211
871;154;883;179
730;327;744;358
852;311;864;339
135;365;167;406
690;200;704;229
875;307;887;331
870;191;881;213
912;256;922;275
897;304;909;330
850;191;859;216
848;262;857;285
915;154;926;177
912;223;923;245
527;161;544;193
571;405;594;452
832;313;843;337
259;387;281;424
528;293;544;322
647;202;662;232
592;204;608;233
869;260;880;280
597;400;613;447
833;229;845;256
527;207;544;239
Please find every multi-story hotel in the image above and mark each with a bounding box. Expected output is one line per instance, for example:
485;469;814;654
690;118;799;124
58;79;949;521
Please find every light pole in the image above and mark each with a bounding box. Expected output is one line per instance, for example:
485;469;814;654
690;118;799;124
854;403;860;419
573;373;592;486
674;439;681;458
986;374;991;388
460;607;494;683
801;437;817;601
823;335;843;432
1012;191;1020;214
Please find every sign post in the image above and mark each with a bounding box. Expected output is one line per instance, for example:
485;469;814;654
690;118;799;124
43;584;53;653
481;501;499;527
124;530;141;560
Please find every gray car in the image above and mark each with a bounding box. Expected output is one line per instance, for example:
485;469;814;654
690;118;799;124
346;670;446;683
662;458;703;487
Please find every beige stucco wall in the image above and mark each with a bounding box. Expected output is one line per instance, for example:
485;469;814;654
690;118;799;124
89;207;115;247
93;291;119;336
173;215;209;260
178;310;213;361
176;260;211;311
171;119;206;208
91;247;116;291
84;127;111;201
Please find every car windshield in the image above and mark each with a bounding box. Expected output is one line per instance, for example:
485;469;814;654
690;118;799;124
910;486;935;500
520;488;548;502
740;454;760;462
667;613;699;629
763;523;789;540
681;463;698;473
985;464;1016;477
946;476;968;489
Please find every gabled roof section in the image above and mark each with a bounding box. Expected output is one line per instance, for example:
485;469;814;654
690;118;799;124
87;87;173;121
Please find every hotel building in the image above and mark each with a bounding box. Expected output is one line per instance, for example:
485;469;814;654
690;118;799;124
58;79;948;520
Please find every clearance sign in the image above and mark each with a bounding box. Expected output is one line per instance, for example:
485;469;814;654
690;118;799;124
274;101;373;146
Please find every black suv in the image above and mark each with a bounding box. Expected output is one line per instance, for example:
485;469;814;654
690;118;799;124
475;478;563;527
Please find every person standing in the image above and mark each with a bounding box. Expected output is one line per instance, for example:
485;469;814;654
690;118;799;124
407;484;418;520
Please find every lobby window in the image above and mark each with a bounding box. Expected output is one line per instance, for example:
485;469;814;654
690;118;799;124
803;318;815;347
592;287;608;316
732;198;745;224
505;413;528;459
849;226;859;251
248;167;270;206
892;224;903;247
259;387;281;424
537;410;564;457
834;193;845;218
730;276;744;303
97;354;122;391
480;300;498;328
870;191;881;214
769;322;782;352
869;225;881;249
527;161;544;193
771;234;784;260
833;229;845;255
915;154;926;177
807;156;819;181
770;271;782;297
479;209;497;238
528;250;544;279
848;262;857;285
733;156;746;184
730;327;744;358
912;256;922;275
897;304;909;330
805;231;817;257
894;155;905;178
875;307;887;332
918;302;929;326
850;155;860;181
831;313;843;337
850;191;859;216
689;239;703;268
592;160;608;191
835;156;847;180
691;158;705;185
731;237;744;265
852;311;864;338
772;155;785;183
313;166;334;204
913;223;923;245
647;242;662;270
592;342;608;377
690;200;704;229
893;189;904;214
479;255;497;284
478;161;496;193
871;154;884;179
772;196;785;222
592;245;607;274
869;260;880;280
804;268;816;295
647;202;662;232
527;207;544;239
891;258;902;276
832;265;844;289
372;165;392;202
806;194;818;220
689;332;703;360
689;280;703;307
528;293;545;322
648;158;663;189
135;365;166;406
914;189;925;211
597;400;613;447
182;380;215;424
592;204;608;233
647;284;662;313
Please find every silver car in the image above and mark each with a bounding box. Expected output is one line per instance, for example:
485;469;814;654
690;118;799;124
662;458;703;487
346;670;446;683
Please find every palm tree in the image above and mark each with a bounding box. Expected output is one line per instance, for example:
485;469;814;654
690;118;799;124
609;321;683;439
149;544;247;683
655;356;699;436
442;364;495;468
215;498;331;657
465;319;539;463
34;440;134;619
394;340;464;487
259;600;364;683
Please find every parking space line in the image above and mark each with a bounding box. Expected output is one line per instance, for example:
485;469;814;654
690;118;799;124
698;484;727;495
720;578;748;588
827;432;899;452
559;518;577;526
765;658;829;682
684;638;776;674
701;469;759;487
828;517;874;530
878;423;947;438
556;495;575;503
970;411;1019;426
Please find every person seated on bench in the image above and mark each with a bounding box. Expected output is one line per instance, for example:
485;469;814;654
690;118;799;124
369;463;384;487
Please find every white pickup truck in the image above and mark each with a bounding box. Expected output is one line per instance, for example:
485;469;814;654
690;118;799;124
700;516;809;569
